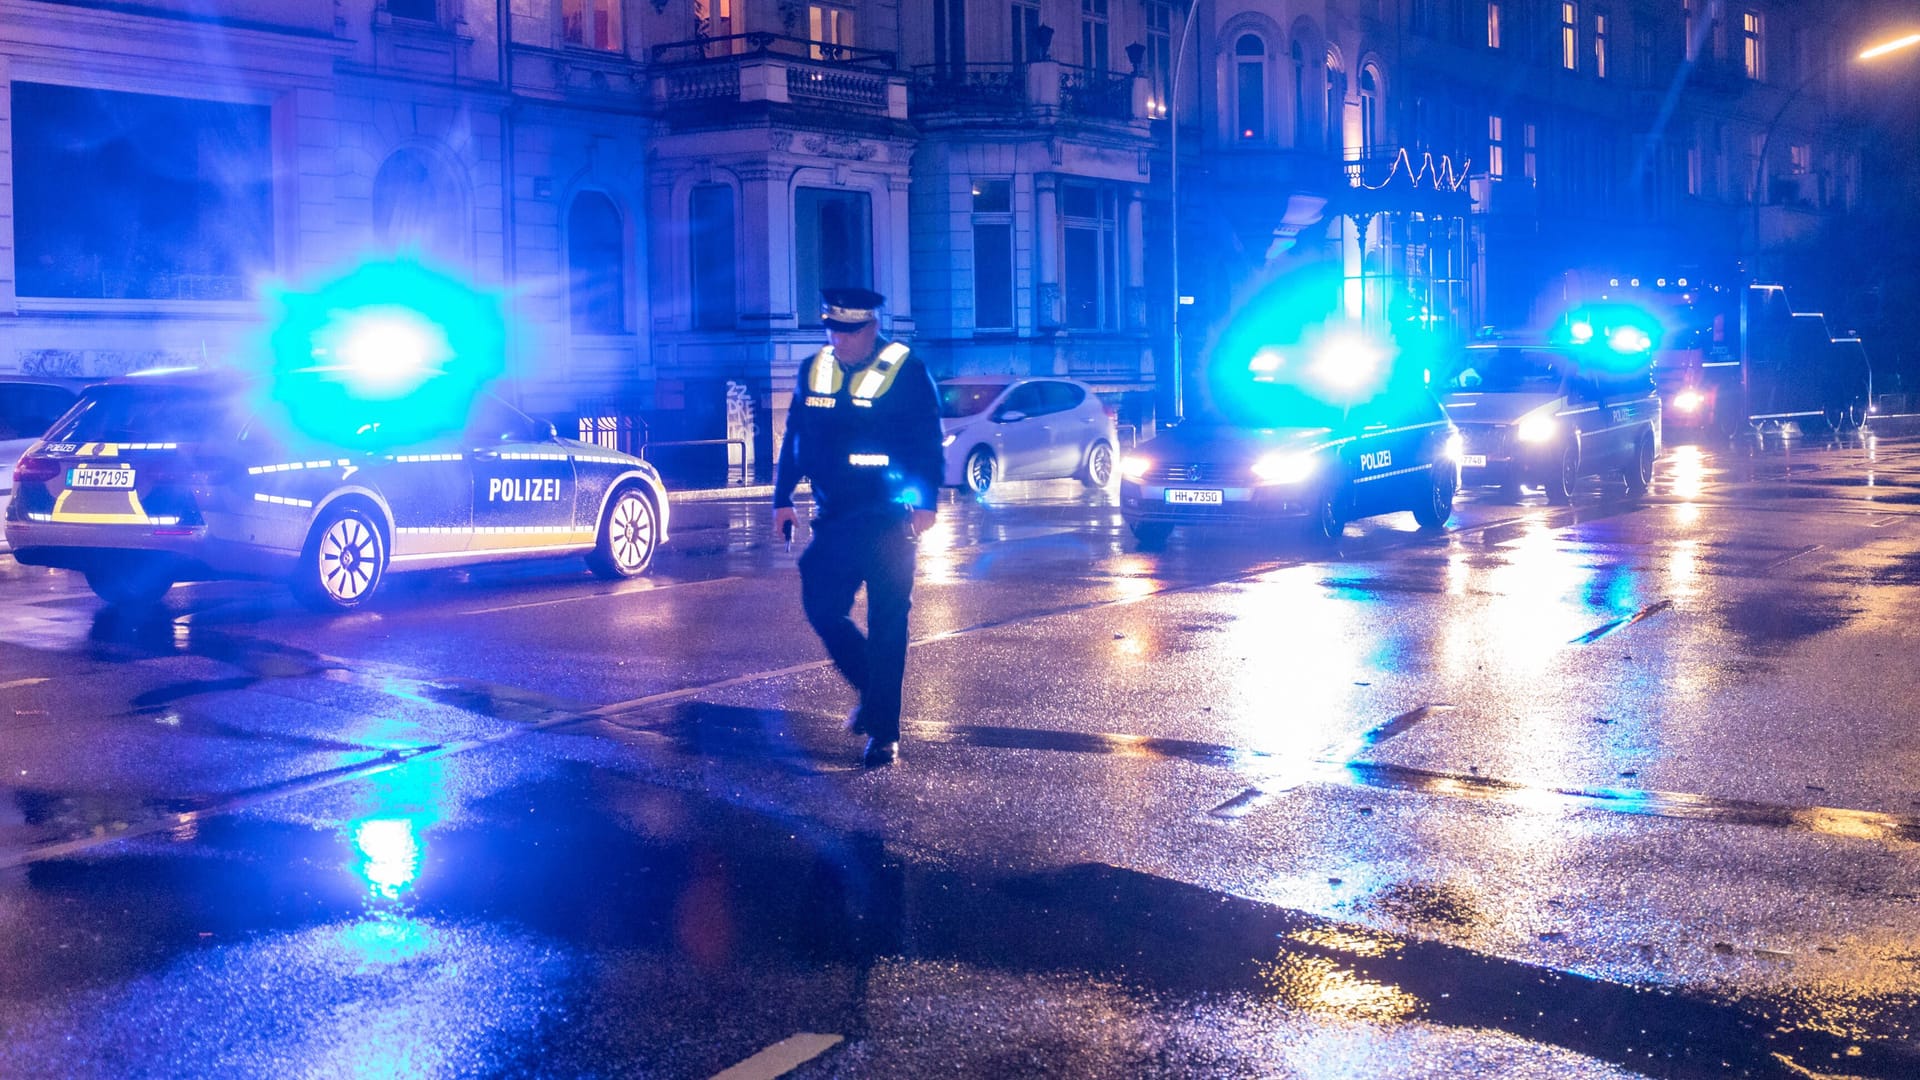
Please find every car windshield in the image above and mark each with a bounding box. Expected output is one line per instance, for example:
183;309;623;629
1452;348;1566;392
939;383;1007;419
1198;380;1349;431
44;383;251;444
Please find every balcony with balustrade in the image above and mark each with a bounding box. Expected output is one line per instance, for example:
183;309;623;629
909;60;1146;135
649;33;908;130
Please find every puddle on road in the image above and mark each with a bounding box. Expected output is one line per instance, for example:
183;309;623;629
4;757;1915;1079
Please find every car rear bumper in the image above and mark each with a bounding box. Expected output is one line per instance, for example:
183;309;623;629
3;519;296;581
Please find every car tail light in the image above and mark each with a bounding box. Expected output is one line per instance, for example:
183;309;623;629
12;455;59;485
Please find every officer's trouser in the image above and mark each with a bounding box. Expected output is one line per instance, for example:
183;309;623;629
798;511;917;742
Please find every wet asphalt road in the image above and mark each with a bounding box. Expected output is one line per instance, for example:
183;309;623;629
2;427;1919;1079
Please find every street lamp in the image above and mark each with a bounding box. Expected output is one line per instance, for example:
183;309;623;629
1167;0;1199;421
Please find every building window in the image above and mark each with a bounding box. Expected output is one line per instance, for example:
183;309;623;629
1561;2;1579;70
691;185;737;330
1013;0;1044;62
1522;121;1538;181
1146;1;1172;116
10;82;273;300
1081;0;1109;71
1634;25;1656;85
562;0;622;51
1593;11;1609;77
1359;64;1380;151
695;0;734;40
1060;182;1120;330
1326;54;1346;152
1488;115;1506;177
1487;2;1502;48
1291;40;1309;143
1789;143;1810;174
1742;11;1764;79
810;4;855;58
1684;0;1700;61
1687;137;1703;195
1235;34;1266;141
373;148;468;265
972;179;1015;331
795;188;872;327
387;0;435;21
568;193;624;333
1747;132;1765;202
934;0;967;73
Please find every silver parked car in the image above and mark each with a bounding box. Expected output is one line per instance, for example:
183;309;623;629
1;373;90;525
938;376;1118;496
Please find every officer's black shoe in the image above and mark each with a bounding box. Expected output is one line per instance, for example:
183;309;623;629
861;738;898;767
843;707;868;736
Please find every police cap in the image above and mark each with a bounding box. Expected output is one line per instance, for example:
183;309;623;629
821;286;886;330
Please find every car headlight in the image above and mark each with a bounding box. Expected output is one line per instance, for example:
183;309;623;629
1251;451;1315;484
1672;390;1705;413
1443;432;1464;461
1119;455;1153;482
942;432;957;448
1516;415;1559;444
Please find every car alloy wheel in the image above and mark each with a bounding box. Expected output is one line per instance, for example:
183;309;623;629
84;564;174;608
1081;441;1114;488
964;447;996;496
1413;463;1457;529
296;505;385;611
1547;442;1580;505
589;485;658;579
1302;482;1345;545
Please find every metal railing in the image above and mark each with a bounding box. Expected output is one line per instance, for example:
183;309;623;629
909;62;1026;114
642;437;751;484
1059;64;1135;121
651;32;894;68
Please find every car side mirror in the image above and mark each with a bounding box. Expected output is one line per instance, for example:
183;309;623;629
995;409;1028;423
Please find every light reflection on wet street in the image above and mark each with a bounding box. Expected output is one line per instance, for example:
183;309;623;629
3;426;1919;1077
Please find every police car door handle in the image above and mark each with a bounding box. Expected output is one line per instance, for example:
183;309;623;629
470;448;502;460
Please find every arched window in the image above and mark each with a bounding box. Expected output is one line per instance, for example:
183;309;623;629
1235;34;1266;141
1326;52;1347;153
1291;40;1308;145
373;148;467;264
1358;65;1380;152
568;192;624;333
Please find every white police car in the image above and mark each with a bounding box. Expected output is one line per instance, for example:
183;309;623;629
4;368;670;610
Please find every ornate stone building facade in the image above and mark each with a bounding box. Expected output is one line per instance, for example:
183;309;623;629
0;0;1875;459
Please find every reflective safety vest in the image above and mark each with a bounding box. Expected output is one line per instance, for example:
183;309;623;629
806;342;912;407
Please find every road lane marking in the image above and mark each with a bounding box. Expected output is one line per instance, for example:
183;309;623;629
709;1033;844;1080
1207;787;1268;818
1569;599;1674;645
458;575;742;615
0;677;50;691
1756;543;1822;572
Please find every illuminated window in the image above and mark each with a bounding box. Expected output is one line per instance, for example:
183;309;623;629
1742;11;1764;79
1561;2;1579;70
1488;115;1506;177
1789;143;1810;174
694;0;733;39
1235;34;1267;141
1081;0;1110;71
1487;2;1503;48
562;0;622;51
1145;1;1172;116
1594;11;1609;77
1326;53;1346;151
810;3;855;58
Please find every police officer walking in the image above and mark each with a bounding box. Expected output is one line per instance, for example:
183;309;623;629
768;286;940;764
772;288;945;767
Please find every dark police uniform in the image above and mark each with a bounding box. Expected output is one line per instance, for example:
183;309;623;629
774;289;944;758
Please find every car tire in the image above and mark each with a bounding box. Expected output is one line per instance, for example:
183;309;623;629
588;484;659;579
293;504;386;612
1079;440;1114;488
1545;442;1580;505
1413;463;1457;529
84;563;174;608
1130;520;1172;549
963;447;996;496
1623;432;1656;496
1301;481;1346;545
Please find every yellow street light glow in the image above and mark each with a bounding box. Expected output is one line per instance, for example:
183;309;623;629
1860;32;1920;60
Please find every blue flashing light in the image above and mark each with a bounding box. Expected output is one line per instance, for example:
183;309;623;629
1608;326;1652;354
1569;321;1595;344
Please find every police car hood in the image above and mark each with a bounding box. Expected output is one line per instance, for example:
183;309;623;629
1439;391;1564;425
1139;423;1333;461
554;435;644;464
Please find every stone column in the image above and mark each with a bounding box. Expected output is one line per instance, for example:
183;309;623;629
1125;185;1146;330
1034;174;1060;331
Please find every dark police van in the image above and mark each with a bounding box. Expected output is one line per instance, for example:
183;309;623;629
4;367;670;610
1119;344;1460;547
1443;339;1662;502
